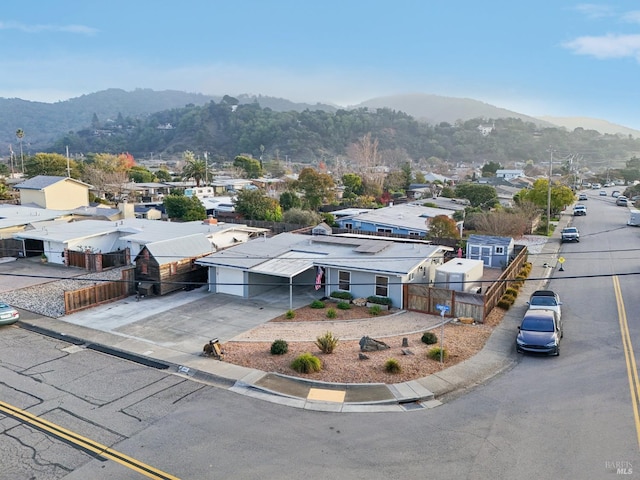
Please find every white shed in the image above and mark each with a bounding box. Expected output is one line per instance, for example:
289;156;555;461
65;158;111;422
435;258;484;292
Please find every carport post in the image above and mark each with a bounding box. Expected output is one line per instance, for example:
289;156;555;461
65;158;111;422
289;278;293;310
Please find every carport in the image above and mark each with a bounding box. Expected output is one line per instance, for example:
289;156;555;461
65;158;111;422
248;251;320;309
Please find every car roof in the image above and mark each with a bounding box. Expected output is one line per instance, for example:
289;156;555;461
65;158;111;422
530;290;558;297
523;309;557;319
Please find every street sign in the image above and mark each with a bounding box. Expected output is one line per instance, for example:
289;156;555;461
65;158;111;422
558;257;565;264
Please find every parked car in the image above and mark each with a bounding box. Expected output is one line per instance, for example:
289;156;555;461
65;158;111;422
599;190;607;196
612;191;621;198
516;309;563;356
527;290;562;319
561;226;580;242
578;193;588;201
573;205;587;216
616;196;629;206
0;302;20;325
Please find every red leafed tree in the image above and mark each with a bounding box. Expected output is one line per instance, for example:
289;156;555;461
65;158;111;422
118;152;135;169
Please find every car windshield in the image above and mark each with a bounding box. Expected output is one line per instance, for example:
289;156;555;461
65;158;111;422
530;297;557;306
521;317;555;332
564;228;578;233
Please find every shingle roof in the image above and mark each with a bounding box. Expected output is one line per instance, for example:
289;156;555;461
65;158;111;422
14;175;92;190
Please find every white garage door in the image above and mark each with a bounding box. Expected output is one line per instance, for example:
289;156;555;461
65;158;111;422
217;268;244;296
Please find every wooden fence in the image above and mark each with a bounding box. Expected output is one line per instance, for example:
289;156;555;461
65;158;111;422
64;267;135;314
403;245;528;323
65;248;130;272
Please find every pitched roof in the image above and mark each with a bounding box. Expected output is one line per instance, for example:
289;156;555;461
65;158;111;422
140;234;214;264
467;234;514;246
14;175;92;190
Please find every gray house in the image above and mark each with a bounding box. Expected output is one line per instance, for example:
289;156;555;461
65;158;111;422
196;232;452;309
466;234;515;269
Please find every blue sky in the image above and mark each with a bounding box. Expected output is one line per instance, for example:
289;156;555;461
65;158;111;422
2;1;640;128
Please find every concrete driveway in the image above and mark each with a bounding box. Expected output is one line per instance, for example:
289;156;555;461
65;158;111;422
58;284;324;356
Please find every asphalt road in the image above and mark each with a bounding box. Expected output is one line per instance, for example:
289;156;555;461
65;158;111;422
2;187;640;479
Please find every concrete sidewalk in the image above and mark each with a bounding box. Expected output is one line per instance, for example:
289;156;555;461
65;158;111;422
16;212;572;413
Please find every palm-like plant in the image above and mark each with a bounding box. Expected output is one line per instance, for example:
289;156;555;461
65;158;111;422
180;150;210;187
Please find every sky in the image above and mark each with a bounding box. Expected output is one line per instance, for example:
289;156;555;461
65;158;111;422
2;1;640;128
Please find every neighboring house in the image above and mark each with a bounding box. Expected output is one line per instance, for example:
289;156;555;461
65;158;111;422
311;222;332;236
466;234;515;269
496;169;524;180
134;235;212;296
134;205;162;220
196;232;452;309
12;218;268;267
121;182;170;202
14;175;92;209
335;203;457;238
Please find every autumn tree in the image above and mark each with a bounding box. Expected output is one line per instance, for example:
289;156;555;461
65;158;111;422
471;211;529;237
427;215;460;240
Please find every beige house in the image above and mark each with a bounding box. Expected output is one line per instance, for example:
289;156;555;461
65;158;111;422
14;176;92;209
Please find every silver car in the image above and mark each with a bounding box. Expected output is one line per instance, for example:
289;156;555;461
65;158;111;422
527;290;562;320
0;302;19;325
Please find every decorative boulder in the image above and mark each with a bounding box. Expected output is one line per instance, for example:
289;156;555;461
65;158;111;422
359;336;390;352
352;297;367;307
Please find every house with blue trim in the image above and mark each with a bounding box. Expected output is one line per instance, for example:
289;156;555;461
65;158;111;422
466;234;515;269
334;203;458;238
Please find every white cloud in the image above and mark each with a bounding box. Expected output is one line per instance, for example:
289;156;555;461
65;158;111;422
0;20;97;35
573;3;616;19
562;33;640;59
622;10;640;24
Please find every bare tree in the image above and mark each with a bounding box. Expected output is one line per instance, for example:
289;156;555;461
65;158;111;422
84;166;129;201
347;133;385;190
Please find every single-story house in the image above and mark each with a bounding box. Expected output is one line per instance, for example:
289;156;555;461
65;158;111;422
466;234;515;269
14;175;92;210
334;203;458;238
196;232;452;309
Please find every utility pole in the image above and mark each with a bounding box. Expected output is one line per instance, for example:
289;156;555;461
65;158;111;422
547;148;553;236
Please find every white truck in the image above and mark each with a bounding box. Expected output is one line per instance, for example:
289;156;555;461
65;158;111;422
628;209;640;226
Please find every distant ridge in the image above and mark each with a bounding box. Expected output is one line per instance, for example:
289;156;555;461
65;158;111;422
536;116;640;137
350;93;555;128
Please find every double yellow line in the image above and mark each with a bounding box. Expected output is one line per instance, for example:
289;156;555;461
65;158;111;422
613;276;640;450
0;400;180;479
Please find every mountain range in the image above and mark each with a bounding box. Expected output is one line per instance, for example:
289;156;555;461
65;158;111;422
1;89;638;153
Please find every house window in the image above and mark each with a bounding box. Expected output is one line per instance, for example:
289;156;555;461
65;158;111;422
344;222;353;230
376;228;392;234
408;272;414;281
338;271;351;291
494;246;505;255
408;231;422;238
375;276;389;297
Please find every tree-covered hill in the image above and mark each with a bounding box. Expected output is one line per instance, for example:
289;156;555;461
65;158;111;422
48;100;640;169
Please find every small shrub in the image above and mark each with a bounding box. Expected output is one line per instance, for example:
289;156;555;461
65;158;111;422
337;301;351;310
384;358;402;374
330;291;353;300
366;295;393;306
368;304;382;316
497;298;512;310
285;309;296;319
326;308;337;319
501;293;516;305
310;300;325;309
270;339;289;355
427;346;448;361
291;352;322;373
421;331;438;345
315;331;339;353
505;287;519;297
516;274;527;282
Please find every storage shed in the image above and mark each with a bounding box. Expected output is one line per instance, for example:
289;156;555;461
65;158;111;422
434;258;484;292
466;234;514;269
